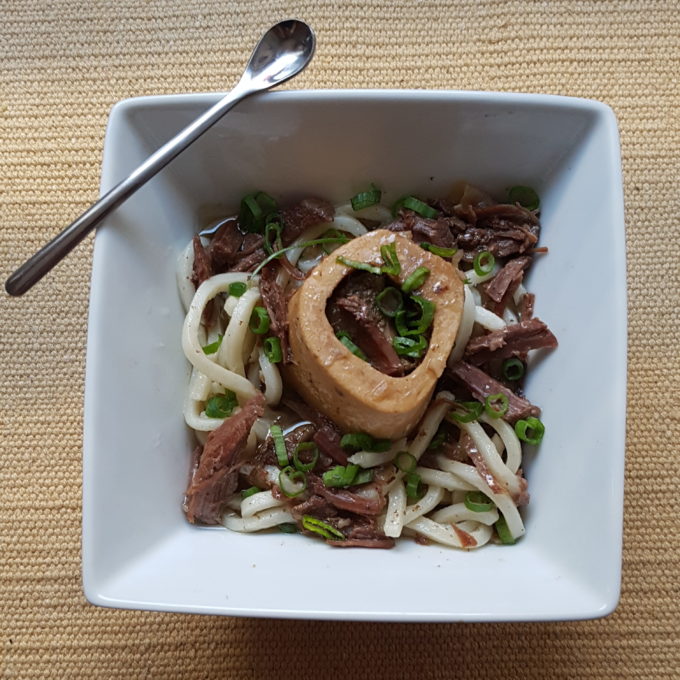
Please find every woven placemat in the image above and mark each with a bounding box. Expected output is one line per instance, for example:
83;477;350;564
1;0;679;677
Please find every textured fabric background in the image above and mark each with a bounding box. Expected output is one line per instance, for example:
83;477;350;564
1;0;679;678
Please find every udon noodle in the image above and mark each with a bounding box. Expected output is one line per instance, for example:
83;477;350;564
177;183;556;549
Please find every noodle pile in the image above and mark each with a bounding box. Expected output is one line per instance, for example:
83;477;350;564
177;185;553;550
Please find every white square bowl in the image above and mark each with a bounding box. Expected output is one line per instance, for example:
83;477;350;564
83;90;626;621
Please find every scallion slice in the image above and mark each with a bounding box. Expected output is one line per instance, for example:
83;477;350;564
279;466;307;497
336;331;368;361
335;255;382;275
405;472;423;500
263;336;282;364
340;433;391;452
448;401;483;424
263;221;283;255
241;486;260;499
380;243;401;276
353;469;374;485
495;515;516;544
507;185;540;211
514;417;545;445
407;295;435;334
278;523;299;534
393;195;439;219
321;228;350;253
395;451;417;473
249;306;271;335
420;242;458;258
302;515;344;540
484;393;509;419
228;282;247;298
270;424;288;467
293;442;319;472
402;266;430;292
393;334;428;358
464;491;494;512
204;391;238;418
350;184;382;211
502;358;525;381
322;464;359;488
376;287;404;318
202;334;223;355
473;251;495;277
239;191;278;233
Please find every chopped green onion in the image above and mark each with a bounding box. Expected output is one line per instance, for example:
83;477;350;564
395;451;417;473
473;251;495;277
402;266;430;292
249;306;270;335
322;464;359;488
321;228;350;253
353;469;374;485
293;442;319;472
464;491;494;512
393;195;439;219
340;433;391;452
380;243;401;276
270;424;288;466
376;287;404;318
495;515;516;544
336;331;368;361
514;417;545;445
427;427;446;450
263;336;282;363
484;393;509;419
278;523;299;533
448;401;483;424
204;391;238;418
420;242;458;258
202;334;223;355
405;472;424;500
279;466;307;497
407;295;435;334
502;358;525;381
350;185;382;211
228;282;247;297
507;185;540;211
241;486;260;499
239;191;278;233
302;515;344;540
335;255;381;275
263;221;283;255
251;237;351;277
393;334;428;358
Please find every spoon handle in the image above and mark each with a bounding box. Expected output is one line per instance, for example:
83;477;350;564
5;83;252;296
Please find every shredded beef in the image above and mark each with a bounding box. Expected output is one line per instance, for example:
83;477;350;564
446;361;540;422
209;219;244;271
327;272;404;376
464;318;558;364
229;247;266;272
280;197;335;245
191;236;213;288
184;393;265;524
483;256;532;304
308;475;386;516
289;494;337;521
519;292;535;320
259;261;290;362
283;396;348;465
387;211;457;249
474;203;539;225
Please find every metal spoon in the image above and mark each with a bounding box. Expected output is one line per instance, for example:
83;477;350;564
5;19;315;296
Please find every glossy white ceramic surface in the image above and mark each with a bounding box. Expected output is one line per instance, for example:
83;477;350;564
83;90;626;620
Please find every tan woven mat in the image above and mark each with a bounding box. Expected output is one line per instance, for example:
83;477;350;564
1;0;679;677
